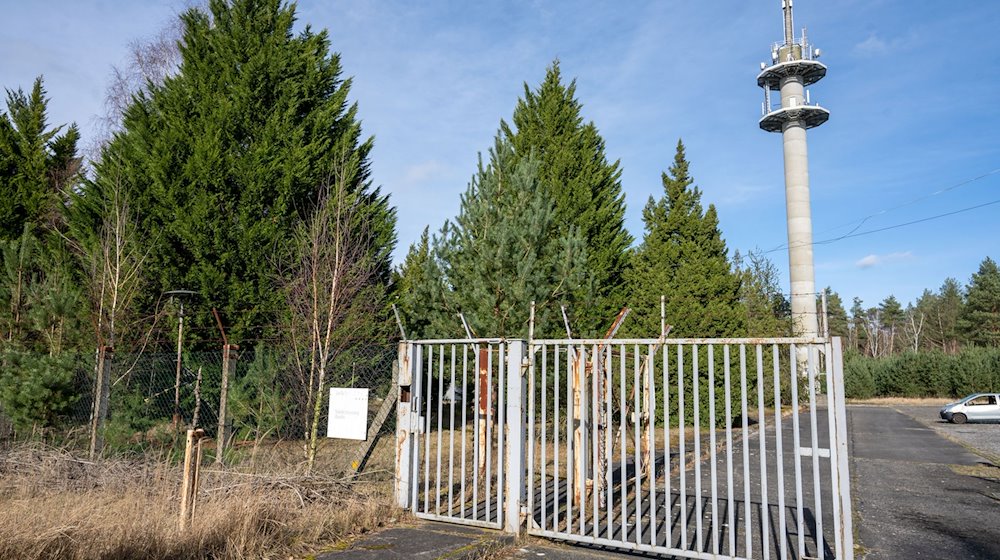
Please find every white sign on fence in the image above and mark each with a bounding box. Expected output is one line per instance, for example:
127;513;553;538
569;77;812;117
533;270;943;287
327;387;369;440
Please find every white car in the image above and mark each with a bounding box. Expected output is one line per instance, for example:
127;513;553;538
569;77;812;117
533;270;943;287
939;393;1000;424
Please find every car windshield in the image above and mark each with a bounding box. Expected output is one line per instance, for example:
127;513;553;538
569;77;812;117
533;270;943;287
961;394;986;403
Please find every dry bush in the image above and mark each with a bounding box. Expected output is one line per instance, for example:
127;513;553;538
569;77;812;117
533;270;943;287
0;443;398;560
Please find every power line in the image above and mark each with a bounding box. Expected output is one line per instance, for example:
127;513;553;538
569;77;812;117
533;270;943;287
764;168;1000;254
763;195;1000;254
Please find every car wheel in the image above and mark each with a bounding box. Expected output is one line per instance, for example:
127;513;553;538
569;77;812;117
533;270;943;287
952;413;967;425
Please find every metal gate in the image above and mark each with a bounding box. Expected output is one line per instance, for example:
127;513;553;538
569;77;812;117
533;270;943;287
396;337;853;559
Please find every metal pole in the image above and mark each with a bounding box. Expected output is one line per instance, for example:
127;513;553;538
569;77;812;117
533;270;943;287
173;301;184;430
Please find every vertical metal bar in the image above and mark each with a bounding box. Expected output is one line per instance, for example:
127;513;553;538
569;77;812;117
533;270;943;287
472;346;480;521
808;346;825;558
647;344;657;547
437;346;444;515
449;345;456;517
461;344;468;519
486;346;494;523
424;345;432;514
824;343;843;560
756;344;770;560
412;344;422;513
592;343;600;539
554;345;561;531
566;344;575;533
773;344;788;560
740;344;752;558
708;345;719;555
541;344;548;532
724;345;735;556
831;338;856;560
619;344;627;541
678;345;687;550
528;341;536;532
663;344;672;549
497;343;507;526
632;344;641;545
605;346;614;541
790;344;805;558
396;342;414;510
578;344;587;536
505;340;525;533
694;345;703;552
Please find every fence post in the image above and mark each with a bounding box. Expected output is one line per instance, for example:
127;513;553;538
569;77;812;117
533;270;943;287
215;343;238;465
89;346;113;459
395;341;415;509
505;339;527;533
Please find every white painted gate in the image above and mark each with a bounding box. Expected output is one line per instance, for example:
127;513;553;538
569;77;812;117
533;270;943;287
395;337;853;560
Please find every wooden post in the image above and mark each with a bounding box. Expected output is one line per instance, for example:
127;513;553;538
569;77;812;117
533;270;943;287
179;428;205;530
215;343;237;465
89;346;113;459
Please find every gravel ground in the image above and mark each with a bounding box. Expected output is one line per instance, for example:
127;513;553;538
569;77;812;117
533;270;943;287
895;404;1000;461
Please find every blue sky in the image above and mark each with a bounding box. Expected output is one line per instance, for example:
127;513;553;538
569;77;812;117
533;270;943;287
4;0;999;311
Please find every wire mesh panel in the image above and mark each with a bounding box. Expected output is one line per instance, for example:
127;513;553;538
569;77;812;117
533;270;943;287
402;340;509;529
525;337;853;560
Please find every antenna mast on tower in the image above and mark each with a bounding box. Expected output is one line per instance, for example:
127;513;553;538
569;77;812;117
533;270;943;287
757;0;829;339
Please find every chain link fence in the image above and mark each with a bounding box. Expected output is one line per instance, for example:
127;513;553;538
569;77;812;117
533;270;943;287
0;343;400;478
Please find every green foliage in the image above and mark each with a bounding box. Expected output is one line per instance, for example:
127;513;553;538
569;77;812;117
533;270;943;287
961;257;1000;347
735;250;791;337
844;347;1000;399
405;139;587;339
500;62;631;334
80;0;396;342
0;349;80;430
626;140;743;338
229;346;296;440
0;77;81;241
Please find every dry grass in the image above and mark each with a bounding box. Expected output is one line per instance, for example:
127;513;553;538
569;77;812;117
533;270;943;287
0;443;398;560
951;463;1000;483
847;397;952;406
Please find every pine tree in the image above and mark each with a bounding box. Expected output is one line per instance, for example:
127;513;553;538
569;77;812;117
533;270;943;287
79;0;396;341
626;140;743;337
0;77;81;240
820;287;849;339
500;62;631;335
411;138;587;339
734;249;790;337
919;278;963;353
961;257;1000;347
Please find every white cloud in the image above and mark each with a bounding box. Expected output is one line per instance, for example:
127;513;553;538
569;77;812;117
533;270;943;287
855;251;914;269
401;160;448;186
853;34;890;58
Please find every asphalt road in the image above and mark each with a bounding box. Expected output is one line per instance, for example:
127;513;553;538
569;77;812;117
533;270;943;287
850;405;1000;559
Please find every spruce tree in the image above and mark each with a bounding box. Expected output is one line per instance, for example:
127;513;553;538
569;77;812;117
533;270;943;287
79;0;395;341
500;62;631;335
961;257;1000;347
0;77;80;240
626;140;742;337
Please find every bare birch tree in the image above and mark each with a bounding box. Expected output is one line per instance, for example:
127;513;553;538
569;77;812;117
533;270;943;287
286;156;388;470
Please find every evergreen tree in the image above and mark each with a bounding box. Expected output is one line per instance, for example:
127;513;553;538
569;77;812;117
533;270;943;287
0;77;81;240
734;249;790;336
879;295;905;353
919;278;963;353
78;0;395;341
820;287;850;339
412;138;588;339
961;257;1000;347
626;140;743;337
500;62;631;335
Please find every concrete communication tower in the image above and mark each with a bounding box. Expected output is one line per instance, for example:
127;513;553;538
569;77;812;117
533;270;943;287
757;0;829;339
